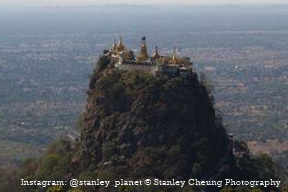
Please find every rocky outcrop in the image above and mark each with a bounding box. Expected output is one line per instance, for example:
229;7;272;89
73;55;232;189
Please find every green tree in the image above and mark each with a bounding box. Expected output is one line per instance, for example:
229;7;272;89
191;163;202;179
250;188;263;192
46;186;64;192
220;187;235;192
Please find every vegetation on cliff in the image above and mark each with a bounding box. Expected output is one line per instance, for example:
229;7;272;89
0;55;286;192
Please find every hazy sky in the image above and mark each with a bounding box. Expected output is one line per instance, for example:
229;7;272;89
1;0;288;7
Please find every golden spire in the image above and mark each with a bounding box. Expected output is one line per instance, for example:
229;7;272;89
119;36;123;43
112;38;117;50
169;47;178;64
172;47;177;59
117;36;125;52
152;46;160;59
137;36;149;61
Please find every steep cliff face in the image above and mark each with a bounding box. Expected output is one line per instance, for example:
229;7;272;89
74;55;231;188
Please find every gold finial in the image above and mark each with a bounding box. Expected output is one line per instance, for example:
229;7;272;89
152;46;160;59
172;47;177;60
117;36;125;52
137;36;149;61
112;38;117;49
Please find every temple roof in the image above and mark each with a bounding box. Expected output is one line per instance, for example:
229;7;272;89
137;36;149;61
152;46;160;59
117;36;125;51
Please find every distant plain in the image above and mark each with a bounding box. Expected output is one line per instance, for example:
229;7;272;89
0;5;288;166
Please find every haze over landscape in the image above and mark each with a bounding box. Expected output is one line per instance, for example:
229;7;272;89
1;0;288;7
1;1;288;191
0;3;288;172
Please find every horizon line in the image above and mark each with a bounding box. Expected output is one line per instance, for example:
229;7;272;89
2;3;288;9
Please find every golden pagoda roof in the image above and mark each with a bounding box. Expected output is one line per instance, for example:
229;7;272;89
117;36;125;51
137;36;149;61
112;38;117;50
152;46;160;59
